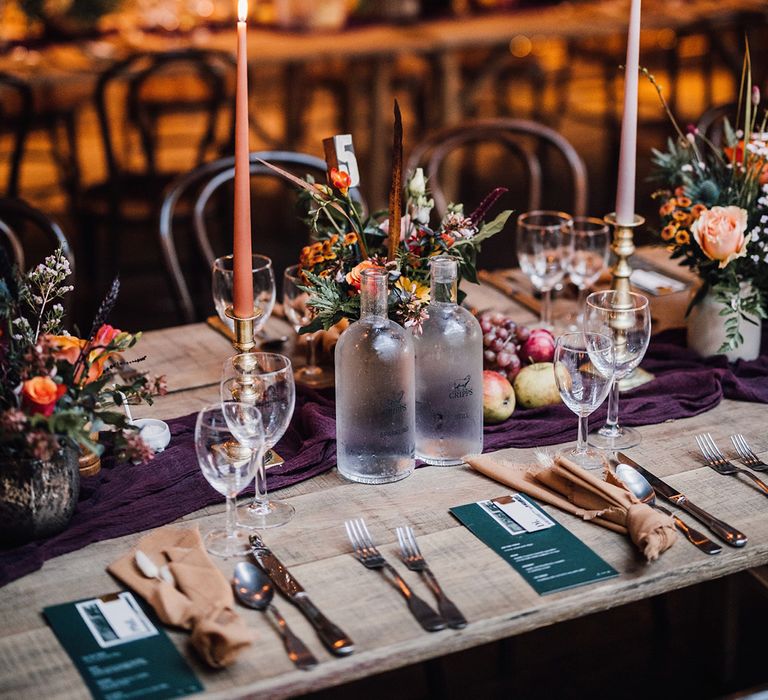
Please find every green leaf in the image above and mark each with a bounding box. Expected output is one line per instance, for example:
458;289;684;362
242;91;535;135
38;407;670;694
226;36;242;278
473;210;513;244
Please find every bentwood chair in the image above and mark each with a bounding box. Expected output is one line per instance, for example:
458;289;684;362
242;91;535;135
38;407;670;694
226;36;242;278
0;196;75;278
0;72;32;199
79;49;237;287
406;118;587;269
696;102;738;149
159;150;354;323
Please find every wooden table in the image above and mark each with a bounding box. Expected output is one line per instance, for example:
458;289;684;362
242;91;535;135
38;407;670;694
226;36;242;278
1;263;767;698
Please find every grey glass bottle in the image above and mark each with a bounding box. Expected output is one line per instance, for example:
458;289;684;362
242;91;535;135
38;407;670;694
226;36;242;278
414;256;483;465
335;267;416;483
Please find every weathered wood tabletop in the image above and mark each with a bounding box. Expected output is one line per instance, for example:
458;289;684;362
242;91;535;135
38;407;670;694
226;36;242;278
1;256;767;699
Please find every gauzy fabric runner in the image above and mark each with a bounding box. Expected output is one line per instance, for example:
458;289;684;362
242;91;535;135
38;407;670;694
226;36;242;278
1;328;766;587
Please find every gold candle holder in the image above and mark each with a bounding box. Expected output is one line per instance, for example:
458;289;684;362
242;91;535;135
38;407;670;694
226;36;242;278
603;212;654;390
604;212;644;298
222;305;284;467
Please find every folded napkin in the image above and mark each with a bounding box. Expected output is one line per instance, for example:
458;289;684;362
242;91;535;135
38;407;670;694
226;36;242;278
465;452;677;561
108;526;254;667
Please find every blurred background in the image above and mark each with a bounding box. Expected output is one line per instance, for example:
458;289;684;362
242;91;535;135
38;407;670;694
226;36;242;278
1;0;766;331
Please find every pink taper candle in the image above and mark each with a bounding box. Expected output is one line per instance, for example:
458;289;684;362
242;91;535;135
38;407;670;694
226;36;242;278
233;0;253;318
615;0;641;225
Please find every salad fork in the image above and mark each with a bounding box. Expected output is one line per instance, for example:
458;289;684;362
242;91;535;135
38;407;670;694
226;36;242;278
344;518;446;632
695;433;768;497
395;526;467;629
730;434;768;471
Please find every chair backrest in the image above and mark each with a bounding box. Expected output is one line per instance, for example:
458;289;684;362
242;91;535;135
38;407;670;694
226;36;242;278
406;118;588;268
0;196;75;276
95;49;236;183
0;72;33;198
696;102;737;149
159;150;346;324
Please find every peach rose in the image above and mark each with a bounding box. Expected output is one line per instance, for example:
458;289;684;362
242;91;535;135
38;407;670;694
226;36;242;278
21;376;65;417
691;205;750;269
345;260;378;290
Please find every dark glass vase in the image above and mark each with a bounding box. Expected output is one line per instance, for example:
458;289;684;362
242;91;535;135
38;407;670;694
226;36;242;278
0;448;80;547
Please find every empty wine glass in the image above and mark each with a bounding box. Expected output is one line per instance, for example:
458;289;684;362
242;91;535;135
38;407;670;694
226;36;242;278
516;211;573;328
283;264;332;387
212;254;276;338
194;402;264;558
221;352;296;529
584;290;651;450
563;217;611;329
553;332;615;469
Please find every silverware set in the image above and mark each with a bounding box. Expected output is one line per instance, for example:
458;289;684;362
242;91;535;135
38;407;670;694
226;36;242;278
694;433;768;497
345;518;466;632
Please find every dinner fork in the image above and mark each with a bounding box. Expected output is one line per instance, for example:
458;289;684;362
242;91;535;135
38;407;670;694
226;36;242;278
695;433;768;497
344;519;446;632
395;526;467;629
730;434;768;471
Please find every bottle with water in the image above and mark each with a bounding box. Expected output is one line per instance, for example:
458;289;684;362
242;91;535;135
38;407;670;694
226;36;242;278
335;267;415;483
414;256;483;465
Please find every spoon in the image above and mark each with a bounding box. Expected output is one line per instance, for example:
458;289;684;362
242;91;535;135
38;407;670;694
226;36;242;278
615;463;722;555
232;562;318;670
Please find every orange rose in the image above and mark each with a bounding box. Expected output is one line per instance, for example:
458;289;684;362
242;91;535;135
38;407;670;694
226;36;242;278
21;376;65;417
329;167;351;195
724;141;768;184
691;205;750;269
47;334;86;365
345;260;378;290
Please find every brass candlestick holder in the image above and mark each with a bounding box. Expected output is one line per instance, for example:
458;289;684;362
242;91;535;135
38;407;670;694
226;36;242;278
604;213;654;390
223;305;284;468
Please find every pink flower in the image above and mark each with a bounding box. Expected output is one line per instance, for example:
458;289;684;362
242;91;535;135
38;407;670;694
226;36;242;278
691;205;750;269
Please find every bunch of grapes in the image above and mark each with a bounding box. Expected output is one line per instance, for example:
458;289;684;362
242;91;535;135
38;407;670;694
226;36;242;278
478;312;531;383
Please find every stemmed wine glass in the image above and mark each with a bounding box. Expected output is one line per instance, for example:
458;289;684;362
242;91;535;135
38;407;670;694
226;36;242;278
516;211;573;328
553;332;615;470
563;217;611;329
212;254;276;339
221;352;296;529
194;402;264;558
584;290;651;450
283;264;331;387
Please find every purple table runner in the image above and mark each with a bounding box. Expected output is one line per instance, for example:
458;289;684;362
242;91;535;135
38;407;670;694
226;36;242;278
2;327;766;587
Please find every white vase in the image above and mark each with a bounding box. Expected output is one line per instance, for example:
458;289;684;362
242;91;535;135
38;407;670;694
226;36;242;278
686;292;762;361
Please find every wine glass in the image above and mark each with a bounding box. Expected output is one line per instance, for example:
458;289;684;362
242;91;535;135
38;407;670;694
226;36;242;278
283;264;332;387
584;290;652;450
563;217;611;329
221;352;296;529
194;402;264;557
553;332;615;470
212;254;276;338
516;211;573;328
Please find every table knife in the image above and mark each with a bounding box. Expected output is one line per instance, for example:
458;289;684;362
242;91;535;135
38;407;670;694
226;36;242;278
249;534;355;656
616;453;748;547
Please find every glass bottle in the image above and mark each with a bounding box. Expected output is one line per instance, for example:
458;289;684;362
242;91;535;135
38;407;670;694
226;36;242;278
335;267;415;483
414;256;483;465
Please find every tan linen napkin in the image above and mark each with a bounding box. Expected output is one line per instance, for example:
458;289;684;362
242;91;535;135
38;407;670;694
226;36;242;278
108;526;254;667
465;452;677;561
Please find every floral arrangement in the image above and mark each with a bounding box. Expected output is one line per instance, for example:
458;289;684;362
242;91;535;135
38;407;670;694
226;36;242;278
649;55;768;351
0;249;165;463
267;157;511;333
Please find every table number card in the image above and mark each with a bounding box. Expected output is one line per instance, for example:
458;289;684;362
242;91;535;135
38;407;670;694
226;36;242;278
451;494;618;595
44;592;202;700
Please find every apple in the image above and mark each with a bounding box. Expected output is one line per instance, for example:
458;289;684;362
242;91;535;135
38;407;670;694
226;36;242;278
520;328;556;364
482;370;516;424
513;362;562;409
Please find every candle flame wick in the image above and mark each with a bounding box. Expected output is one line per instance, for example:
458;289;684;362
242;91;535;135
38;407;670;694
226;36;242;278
237;0;247;21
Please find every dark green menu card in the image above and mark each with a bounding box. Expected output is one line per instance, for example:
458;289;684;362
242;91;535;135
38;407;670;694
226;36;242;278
44;591;203;700
450;493;618;595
